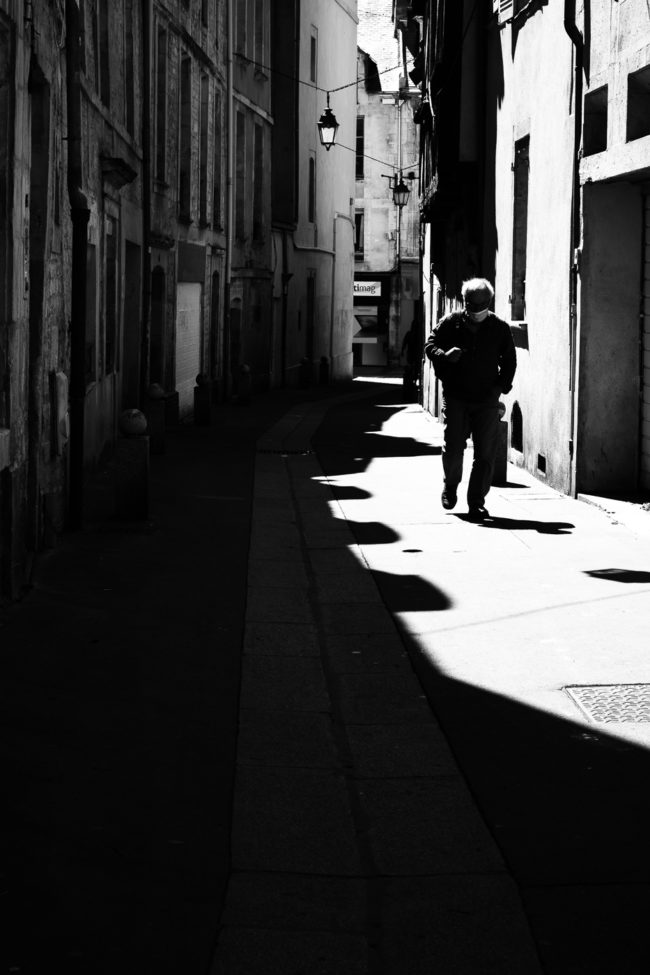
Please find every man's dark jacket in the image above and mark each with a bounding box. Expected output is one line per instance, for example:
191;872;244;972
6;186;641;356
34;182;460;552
424;311;517;403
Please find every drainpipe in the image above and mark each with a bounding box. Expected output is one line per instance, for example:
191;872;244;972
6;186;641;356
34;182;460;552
564;0;583;496
140;0;152;401
65;0;90;529
223;0;234;398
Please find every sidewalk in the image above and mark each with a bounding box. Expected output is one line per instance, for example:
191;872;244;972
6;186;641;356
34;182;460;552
213;382;650;974
4;377;650;973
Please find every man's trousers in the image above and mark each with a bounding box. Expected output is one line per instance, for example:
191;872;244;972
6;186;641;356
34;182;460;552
441;394;500;508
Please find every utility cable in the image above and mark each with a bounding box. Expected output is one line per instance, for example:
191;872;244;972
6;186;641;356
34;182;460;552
235;51;405;96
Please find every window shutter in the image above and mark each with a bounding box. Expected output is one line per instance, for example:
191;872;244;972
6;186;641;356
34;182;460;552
498;0;514;24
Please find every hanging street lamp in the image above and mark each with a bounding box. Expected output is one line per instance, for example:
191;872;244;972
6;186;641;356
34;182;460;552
317;93;339;150
392;176;411;208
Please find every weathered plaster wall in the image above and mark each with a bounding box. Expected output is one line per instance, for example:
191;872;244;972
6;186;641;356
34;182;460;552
277;0;357;385
493;4;575;492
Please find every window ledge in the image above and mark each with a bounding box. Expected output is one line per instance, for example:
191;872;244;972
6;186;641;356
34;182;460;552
510;321;529;350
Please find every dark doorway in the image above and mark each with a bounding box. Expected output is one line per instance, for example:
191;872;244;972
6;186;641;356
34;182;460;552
122;241;141;408
150;266;166;387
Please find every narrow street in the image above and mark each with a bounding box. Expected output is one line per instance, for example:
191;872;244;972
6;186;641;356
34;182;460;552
5;376;650;973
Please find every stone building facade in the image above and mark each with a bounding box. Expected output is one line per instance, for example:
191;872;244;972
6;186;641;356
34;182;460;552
353;47;420;369
0;0;360;599
399;0;650;498
0;1;71;598
271;0;357;386
148;0;227;414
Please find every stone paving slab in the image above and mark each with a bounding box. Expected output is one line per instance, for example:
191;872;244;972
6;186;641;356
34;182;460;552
245;586;314;624
379;875;543;974
239;656;330;712
243;621;321;657
313;571;384;602
356;777;506;876
319;602;397;635
324;632;412;675
247;558;310;589
231;767;362;875
237;710;338;769
335;671;433;725
219;872;367;932
345;722;460;778
211;927;368;975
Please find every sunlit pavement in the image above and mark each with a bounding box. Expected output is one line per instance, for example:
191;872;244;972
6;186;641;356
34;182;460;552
213;377;650;975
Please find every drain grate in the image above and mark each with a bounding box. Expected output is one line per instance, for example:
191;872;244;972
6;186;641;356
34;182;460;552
565;684;650;723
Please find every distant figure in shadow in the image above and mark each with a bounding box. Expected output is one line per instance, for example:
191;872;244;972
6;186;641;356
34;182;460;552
401;321;420;397
425;278;516;522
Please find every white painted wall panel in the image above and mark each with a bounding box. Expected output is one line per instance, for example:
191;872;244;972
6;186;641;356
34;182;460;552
175;282;202;417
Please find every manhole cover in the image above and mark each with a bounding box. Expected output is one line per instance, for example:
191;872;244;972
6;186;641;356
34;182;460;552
565;684;650;723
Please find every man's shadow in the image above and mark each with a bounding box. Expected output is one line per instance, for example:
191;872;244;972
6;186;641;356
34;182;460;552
455;514;575;535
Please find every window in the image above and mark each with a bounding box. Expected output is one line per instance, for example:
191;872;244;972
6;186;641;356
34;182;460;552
235;111;246;239
356;117;365;179
253;122;264;241
79;0;87;73
150;267;166;386
199;74;209;224
98;0;110;106
213;92;222;229
255;0;265;64
627;65;650;142
85;243;97;383
354;210;364;259
511;136;529;321
584;86;608;156
124;0;135;136
310;28;318;83
0;19;13;405
155;27;167;181
495;0;526;25
236;0;246;55
308;155;316;224
202;0;208;28
104;217;118;375
179;55;192;218
306;273;316;361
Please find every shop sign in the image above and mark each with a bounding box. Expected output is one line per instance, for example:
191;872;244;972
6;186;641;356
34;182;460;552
354;280;382;298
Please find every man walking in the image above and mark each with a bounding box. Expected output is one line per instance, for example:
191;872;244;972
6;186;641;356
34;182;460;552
424;278;516;521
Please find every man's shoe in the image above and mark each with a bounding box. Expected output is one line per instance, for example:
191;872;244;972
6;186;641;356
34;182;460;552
441;488;457;510
467;505;490;522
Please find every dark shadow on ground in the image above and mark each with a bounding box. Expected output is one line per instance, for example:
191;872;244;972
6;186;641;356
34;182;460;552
585;568;650;583
312;396;441;476
372;570;452;612
400;637;650;975
461;514;575;534
329;485;372;500
345;521;401;545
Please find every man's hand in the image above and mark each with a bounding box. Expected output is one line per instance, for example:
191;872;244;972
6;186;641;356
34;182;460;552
445;347;463;362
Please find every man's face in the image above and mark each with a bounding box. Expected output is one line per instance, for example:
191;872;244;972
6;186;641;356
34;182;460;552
464;290;491;315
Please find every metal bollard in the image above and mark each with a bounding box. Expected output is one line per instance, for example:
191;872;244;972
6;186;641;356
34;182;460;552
238;364;252;404
319;356;330;385
492;402;508;486
194;373;211;425
299;357;312;388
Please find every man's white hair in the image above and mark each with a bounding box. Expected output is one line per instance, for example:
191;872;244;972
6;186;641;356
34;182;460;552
461;277;494;301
